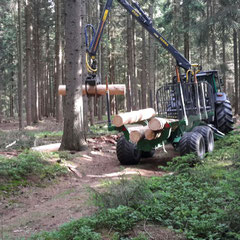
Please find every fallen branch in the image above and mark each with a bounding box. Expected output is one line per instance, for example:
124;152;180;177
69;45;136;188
5;141;17;149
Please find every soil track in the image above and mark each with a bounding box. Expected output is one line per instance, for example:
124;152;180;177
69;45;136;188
0;120;178;239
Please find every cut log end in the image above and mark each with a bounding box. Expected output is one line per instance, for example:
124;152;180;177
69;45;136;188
129;125;149;143
148;117;167;131
145;129;155;141
130;130;142;143
145;129;162;140
112;116;123;127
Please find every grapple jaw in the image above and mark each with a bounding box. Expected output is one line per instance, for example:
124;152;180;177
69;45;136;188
85;74;101;86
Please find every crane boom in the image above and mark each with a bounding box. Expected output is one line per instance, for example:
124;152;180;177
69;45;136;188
86;0;192;75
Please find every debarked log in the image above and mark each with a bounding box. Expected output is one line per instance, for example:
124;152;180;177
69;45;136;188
148;117;168;131
113;108;156;127
144;128;162;141
58;84;126;96
129;125;149;143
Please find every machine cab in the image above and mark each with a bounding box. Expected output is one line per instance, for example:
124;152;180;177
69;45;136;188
172;70;222;94
195;70;222;94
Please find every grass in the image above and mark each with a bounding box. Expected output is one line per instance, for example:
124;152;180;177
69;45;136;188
27;131;240;240
0;124;117;150
0;130;36;150
34;131;63;139
0;130;63;151
89;123;118;136
0;151;68;196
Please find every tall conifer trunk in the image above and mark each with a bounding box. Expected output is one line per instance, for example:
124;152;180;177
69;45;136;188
18;0;24;129
132;18;138;110
183;0;190;61
222;27;226;92
25;0;32;125
148;1;154;108
238;30;240;112
127;14;133;111
55;0;63;122
233;30;238;114
0;68;3;122
60;0;87;151
141;28;147;109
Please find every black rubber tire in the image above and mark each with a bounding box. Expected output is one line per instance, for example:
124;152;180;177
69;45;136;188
116;136;141;165
179;132;206;159
215;100;234;134
141;150;155;158
193;126;214;153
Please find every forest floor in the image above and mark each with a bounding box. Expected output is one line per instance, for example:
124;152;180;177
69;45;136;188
0;119;180;239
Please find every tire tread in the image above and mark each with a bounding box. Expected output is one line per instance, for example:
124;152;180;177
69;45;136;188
116;136;141;165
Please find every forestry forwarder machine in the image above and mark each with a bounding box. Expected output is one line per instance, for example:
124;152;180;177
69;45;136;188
84;0;234;164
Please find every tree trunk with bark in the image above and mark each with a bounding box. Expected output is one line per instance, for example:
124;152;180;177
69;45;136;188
238;30;240;113
183;0;190;61
222;27;226;92
32;1;40;123
206;0;210;65
210;0;217;61
148;1;155;109
10;72;14;118
141;28;147;109
127;14;133;111
60;0;87;151
233;29;239;114
55;0;63;122
25;0;32;125
18;0;24;129
132;18;138;110
0;68;3;122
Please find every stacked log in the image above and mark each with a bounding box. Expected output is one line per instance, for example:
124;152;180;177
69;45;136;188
148;117;168;131
144;128;162;141
112;108;156;127
112;107;178;143
129;125;149;143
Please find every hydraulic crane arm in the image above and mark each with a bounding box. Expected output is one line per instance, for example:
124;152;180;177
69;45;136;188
86;0;192;76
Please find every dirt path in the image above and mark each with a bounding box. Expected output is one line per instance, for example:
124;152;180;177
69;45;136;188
1;117;239;239
0;130;177;239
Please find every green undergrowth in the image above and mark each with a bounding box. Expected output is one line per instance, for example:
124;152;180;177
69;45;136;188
89;123;118;136
33;131;63;139
0;151;68;196
0;130;36;150
28;132;240;240
0;130;63;150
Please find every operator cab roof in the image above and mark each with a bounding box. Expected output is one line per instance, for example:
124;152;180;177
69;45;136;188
196;70;218;77
172;70;219;83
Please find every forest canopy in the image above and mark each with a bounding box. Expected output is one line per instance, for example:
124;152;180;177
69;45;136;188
0;0;239;127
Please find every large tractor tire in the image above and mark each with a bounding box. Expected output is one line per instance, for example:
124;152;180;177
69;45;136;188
193;126;214;153
116;136;141;165
141;150;155;158
215;100;234;134
179;132;206;159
